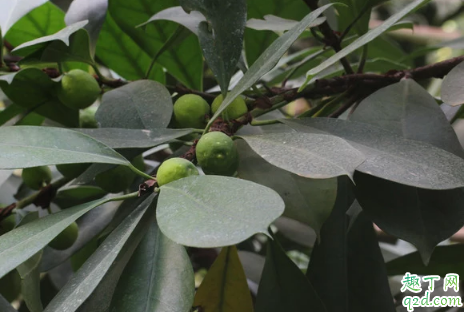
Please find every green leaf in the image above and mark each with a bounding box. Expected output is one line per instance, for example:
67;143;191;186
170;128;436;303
332;0;385;36
109;0;203;90
207;4;333;129
300;0;431;90
193;246;253;312
283;118;464;190
77;128;191;149
43;194;156;312
256;236;326;312
441;60;464;106
96;12;165;82
239;132;365;180
0;68;79;127
95;80;173;129
0;198;109;279
54;186;107;209
157;175;284;248
0;295;16;312
178;0;246;93
65;0;108;56
386;245;464;277
138;6;205;35
0;104;24;126
0;0;48;35
4;2;65;47
13;21;94;65
110;219;194;312
0;126;129;169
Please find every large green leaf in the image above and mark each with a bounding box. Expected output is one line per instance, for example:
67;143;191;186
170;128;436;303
95;80;173;129
178;0;246;93
207;4;333;129
0;104;24;126
76;128;192;149
0;0;47;35
237;141;337;237
43;194;156;312
332;0;385;35
300;0;431;90
193;246;253;312
441;60;464;106
109;0;202;90
0;198;109;279
157;175;284;248
283;118;464;190
110;219;194;312
0;126;129;169
256;237;326;312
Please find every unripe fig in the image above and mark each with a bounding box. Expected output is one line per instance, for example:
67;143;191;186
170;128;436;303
211;93;248;121
56;163;90;179
22;166;52;190
79;106;99;128
57;69;101;109
173;94;210;129
156;157;199;186
196;131;238;176
48;221;79;250
0;270;21;302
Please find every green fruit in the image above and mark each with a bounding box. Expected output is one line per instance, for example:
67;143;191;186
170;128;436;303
56;163;91;179
211;93;248;121
0;270;21;302
48;222;79;250
0;214;16;235
156;158;199;186
173;94;210;129
95;165;135;193
79;106;99;128
57;69;101;109
22;166;52;190
196;131;239;176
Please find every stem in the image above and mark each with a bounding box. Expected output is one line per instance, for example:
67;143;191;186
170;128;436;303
57;62;64;74
107;191;140;202
252;101;288;119
251;119;282;126
357;45;368;73
16;176;72;209
129;164;155;181
92;64;119;86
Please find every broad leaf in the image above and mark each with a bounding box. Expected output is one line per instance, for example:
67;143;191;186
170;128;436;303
239;132;365;180
283;118;464;190
0;104;24;126
139;6;205;35
110;219;194;312
65;0;108;55
0;126;129;169
0;0;47;35
255;237;326;312
441;60;464;106
300;0;431;90
208;4;333;128
333;0;386;36
157;175;284;248
43;194;156;312
237;140;337;236
0;198;109;279
179;0;247;93
95;80;173;129
193;246;253;312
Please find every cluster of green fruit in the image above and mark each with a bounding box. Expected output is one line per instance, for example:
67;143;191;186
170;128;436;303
54;69;101;110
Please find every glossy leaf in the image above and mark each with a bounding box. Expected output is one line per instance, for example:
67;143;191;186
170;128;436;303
442;60;464;106
0;0;47;34
194;246;253;312
255;237;326;312
208;4;333;129
333;0;385;36
139;6;205;36
43;194;156;312
95;80;173;129
157;175;284;248
239;132;365;180
247;15;325;31
0;198;109;279
0;126;129;169
283;118;464;190
300;0;431;90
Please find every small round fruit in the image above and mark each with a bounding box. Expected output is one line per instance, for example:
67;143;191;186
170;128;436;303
211;93;248;121
48;222;79;250
56;163;90;179
79;106;99;128
57;69;101;109
22;166;52;190
173;94;210;129
196;131;239;176
95;165;135;193
0;270;21;302
0;214;16;235
156;158;199;186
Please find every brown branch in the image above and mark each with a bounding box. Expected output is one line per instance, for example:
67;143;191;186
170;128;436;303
166;84;217;102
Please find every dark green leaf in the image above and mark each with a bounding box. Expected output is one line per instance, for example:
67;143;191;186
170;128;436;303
53;186;107;209
0;126;129;169
442;60;464;106
157;175;284;248
0;0;48;34
332;0;386;36
0;295;16;312
255;236;326;312
95;80;173;129
246;15;325;32
0;104;24;126
194;246;253;312
43;194;156;312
